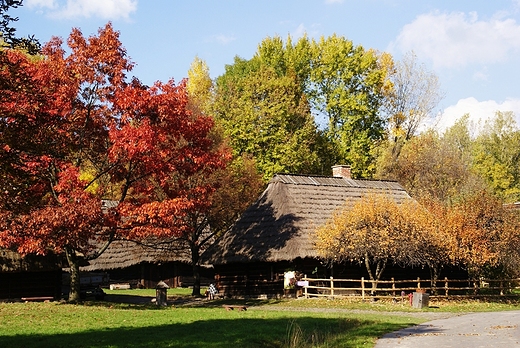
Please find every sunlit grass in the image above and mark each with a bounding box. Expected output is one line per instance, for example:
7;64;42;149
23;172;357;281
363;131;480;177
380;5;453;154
105;287;194;297
0;300;422;348
3;290;517;347
280;296;520;313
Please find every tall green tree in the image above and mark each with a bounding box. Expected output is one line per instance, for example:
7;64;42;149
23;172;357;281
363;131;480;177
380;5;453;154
471;111;520;202
214;34;389;179
214;60;320;181
308;35;388;177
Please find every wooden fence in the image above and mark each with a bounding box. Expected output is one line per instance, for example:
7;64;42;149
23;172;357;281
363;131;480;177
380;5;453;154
300;276;520;299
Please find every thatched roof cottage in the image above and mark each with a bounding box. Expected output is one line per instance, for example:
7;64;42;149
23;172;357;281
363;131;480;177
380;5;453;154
0;249;63;300
80;200;214;289
81;239;214;289
205;165;412;297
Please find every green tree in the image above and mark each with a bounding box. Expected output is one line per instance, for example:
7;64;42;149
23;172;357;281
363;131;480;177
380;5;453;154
183;57;265;294
214;61;319;181
471;111;520;202
214;34;389;179
377;130;486;203
308;35;388;177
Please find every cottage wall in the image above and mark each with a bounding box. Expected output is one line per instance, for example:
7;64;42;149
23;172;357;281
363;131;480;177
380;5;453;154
0;270;62;300
98;262;214;289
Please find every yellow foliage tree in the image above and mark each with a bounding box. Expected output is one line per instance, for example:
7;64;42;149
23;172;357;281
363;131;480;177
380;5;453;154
443;191;520;279
187;56;213;114
316;194;455;294
316;190;520;295
315;194;407;294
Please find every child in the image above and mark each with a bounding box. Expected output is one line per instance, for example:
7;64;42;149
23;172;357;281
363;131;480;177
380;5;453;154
207;283;218;300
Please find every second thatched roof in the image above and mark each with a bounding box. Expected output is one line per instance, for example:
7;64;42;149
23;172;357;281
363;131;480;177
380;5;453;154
80;239;191;272
205;173;410;265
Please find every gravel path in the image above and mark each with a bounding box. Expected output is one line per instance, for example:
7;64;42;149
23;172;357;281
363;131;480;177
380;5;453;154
374;310;520;347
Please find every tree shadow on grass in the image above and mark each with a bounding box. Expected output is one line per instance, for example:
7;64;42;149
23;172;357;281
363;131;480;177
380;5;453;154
0;316;424;348
82;295;285;310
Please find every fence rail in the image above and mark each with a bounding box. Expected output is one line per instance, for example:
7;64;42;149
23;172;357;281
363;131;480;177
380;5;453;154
300;276;520;299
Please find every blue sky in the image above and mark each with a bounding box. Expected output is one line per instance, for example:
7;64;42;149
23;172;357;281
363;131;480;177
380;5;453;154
12;0;520;133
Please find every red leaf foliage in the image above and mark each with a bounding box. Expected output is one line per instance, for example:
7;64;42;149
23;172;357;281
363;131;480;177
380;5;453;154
0;23;230;259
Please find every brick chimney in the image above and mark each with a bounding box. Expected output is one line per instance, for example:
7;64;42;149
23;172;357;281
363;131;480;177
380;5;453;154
332;165;351;179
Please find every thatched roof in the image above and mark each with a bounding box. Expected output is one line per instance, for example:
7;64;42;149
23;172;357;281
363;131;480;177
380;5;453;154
206;174;410;265
0;249;62;272
80;239;190;272
82;199;191;271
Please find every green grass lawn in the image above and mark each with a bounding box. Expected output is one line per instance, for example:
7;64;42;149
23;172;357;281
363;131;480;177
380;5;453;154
0;301;420;348
1;290;519;348
105;287;193;297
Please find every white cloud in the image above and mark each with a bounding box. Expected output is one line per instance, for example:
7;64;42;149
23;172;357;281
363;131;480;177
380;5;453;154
26;0;56;8
214;34;236;45
291;23;320;39
292;23;307;38
28;0;137;20
435;97;520;132
391;11;520;69
472;67;489;81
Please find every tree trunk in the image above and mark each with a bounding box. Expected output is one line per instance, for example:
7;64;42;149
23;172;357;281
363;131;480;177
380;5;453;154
364;255;387;296
65;247;81;302
191;245;201;296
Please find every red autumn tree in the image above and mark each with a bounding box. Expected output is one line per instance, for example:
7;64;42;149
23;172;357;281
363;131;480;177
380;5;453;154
0;23;229;301
108;78;231;296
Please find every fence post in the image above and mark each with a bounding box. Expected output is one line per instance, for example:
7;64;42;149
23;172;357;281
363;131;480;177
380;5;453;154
417;277;421;290
391;277;395;297
500;281;504;296
361;277;365;300
304;275;308;299
444;277;448;297
330;276;334;298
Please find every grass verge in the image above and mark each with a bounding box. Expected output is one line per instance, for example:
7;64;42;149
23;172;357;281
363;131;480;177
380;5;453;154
2;290;518;347
0;300;421;348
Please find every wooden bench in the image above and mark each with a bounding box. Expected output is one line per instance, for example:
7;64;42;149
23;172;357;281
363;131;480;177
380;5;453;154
21;297;54;302
222;304;247;311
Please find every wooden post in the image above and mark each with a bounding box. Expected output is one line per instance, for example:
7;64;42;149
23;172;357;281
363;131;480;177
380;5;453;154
361;277;365;300
444;277;449;297
304;275;308;299
391;277;395;297
330;276;334;298
417;277;421;290
500;281;504;296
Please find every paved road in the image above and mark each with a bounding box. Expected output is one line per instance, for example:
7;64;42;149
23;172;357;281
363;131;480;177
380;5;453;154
375;310;520;347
